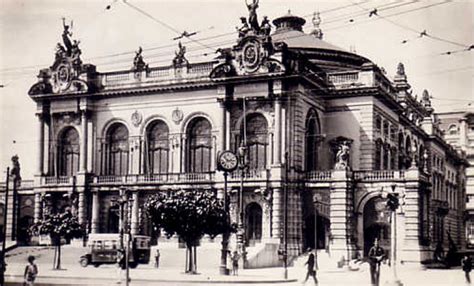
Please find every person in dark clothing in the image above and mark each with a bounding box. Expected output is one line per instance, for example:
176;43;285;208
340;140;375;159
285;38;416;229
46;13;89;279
368;238;385;286
303;252;318;285
462;255;473;284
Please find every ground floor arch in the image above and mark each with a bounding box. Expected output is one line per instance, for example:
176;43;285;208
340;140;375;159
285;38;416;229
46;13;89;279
362;196;390;256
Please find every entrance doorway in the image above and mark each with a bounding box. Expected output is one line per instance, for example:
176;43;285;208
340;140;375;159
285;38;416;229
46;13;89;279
245;202;262;246
363;197;390;256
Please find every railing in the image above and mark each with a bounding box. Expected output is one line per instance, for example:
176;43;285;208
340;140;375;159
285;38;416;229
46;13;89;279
104;71;131;83
353;170;405;181
188;62;214;74
328;71;359;85
229;169;268;180
306;171;332;181
44;176;71;185
94;172;215;184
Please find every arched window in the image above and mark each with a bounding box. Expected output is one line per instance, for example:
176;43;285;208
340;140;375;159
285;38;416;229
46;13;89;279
105;123;129;175
245;202;262;246
405;136;412;169
186;117;212;173
242;114;268;170
305;112;320;171
58;127;80;176
145;121;169;174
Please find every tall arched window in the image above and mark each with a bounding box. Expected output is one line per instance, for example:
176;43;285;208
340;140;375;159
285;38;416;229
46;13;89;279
146;121;169;174
305;111;320;171
242;114;268;170
58;127;80;176
105;123;129;175
390;147;397;170
405;136;412;169
186;117;212;173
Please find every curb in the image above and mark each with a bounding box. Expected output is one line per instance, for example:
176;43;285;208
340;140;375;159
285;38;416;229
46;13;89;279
6;274;297;284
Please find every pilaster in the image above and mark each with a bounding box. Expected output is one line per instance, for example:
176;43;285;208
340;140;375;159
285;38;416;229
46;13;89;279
91;190;99;233
271;187;282;240
329;170;356;261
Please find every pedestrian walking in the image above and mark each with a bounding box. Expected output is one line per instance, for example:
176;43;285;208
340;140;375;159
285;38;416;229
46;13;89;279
303;252;318;285
23;255;38;286
368;238;385;286
462;255;473;284
231;251;240;276
154;249;160;268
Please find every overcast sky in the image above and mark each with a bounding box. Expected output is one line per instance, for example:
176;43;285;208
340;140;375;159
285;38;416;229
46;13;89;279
0;0;473;179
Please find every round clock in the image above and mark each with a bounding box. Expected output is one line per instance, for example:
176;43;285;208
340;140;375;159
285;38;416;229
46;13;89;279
218;150;238;172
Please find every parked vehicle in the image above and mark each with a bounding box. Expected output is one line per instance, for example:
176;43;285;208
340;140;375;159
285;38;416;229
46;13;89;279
79;233;151;268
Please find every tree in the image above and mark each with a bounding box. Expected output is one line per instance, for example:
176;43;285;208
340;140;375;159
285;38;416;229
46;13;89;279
30;210;83;269
145;190;235;273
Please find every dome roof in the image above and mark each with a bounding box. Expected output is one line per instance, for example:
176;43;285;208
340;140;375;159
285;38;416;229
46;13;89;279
271;29;347;52
271;11;370;66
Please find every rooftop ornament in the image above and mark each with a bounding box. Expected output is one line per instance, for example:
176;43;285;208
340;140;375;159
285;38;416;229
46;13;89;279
132;46;148;72
310;11;323;40
173;41;188;68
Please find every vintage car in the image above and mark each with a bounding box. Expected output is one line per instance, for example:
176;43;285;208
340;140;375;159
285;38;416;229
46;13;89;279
79;233;151;268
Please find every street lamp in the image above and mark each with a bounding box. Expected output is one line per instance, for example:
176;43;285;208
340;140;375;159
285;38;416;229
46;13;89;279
217;150;239;275
381;184;403;286
237;144;248;267
111;187;132;286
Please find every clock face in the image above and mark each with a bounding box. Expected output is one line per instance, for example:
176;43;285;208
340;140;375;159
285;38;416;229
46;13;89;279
218;151;238;172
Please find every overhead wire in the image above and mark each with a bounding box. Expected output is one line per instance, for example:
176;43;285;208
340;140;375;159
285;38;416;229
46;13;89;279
0;0;470;77
0;0;426;74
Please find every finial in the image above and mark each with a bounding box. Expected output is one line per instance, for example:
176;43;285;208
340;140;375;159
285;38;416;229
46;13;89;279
397;62;405;76
310;11;323;39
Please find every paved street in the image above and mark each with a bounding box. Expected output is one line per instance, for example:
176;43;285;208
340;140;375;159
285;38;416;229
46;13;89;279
3;246;470;285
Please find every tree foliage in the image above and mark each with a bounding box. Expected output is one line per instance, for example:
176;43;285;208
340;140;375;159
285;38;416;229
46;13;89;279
145;190;235;246
30;210;84;269
30;210;84;240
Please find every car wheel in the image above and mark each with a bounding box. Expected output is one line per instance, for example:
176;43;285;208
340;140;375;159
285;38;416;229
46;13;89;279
79;257;89;267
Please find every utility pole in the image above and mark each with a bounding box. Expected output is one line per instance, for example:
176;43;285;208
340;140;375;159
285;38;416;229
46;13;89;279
1;167;10;285
113;187;130;286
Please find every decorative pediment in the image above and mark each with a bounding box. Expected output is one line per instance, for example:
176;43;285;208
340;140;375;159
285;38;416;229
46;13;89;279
29;18;96;96
210;2;285;79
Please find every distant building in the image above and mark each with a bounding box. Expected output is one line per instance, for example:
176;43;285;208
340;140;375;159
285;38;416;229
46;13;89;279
436;109;474;246
18;5;467;266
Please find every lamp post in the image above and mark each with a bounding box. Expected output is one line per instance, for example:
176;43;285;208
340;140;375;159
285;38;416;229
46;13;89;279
381;184;403;286
112;187;131;286
217;150;238;275
237;144;248;267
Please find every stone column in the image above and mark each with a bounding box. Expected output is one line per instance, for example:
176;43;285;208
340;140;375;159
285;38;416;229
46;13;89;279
271;188;283;240
131;191;139;235
329;170;356;262
91;191;100;233
34;193;42;224
78;191;86;225
273;99;281;165
80;111;88;173
36;113;44;175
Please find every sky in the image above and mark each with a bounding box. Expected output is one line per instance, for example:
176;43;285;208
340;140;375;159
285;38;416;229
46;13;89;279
0;0;473;179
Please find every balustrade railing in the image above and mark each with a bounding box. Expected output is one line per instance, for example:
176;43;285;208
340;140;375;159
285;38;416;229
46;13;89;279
229;169;267;180
353;170;405;181
306;171;332;181
44;176;72;185
94;172;215;184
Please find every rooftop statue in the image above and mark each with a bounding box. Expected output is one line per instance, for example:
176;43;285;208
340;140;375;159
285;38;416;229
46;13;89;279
310;11;323;39
133;46;147;71
237;17;250;38
246;0;260;31
173;41;188;67
62;17;74;56
260;16;271;36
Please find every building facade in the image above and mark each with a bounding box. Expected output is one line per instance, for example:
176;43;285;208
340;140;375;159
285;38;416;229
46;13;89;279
24;7;467;266
436;110;474;247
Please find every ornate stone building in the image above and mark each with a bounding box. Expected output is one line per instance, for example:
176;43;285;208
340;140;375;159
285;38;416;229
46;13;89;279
436;109;474;247
25;6;467;266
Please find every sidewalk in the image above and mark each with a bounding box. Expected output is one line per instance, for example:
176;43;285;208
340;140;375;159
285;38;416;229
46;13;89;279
5;263;298;285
